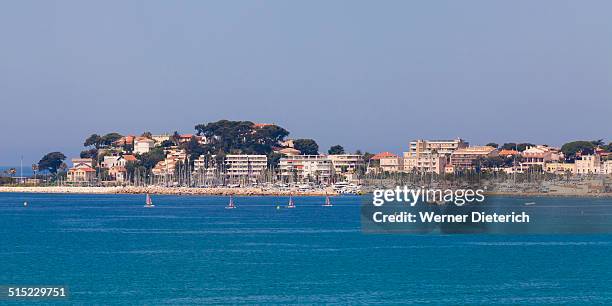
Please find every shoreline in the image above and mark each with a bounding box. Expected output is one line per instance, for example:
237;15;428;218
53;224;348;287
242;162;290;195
2;186;612;198
0;186;338;196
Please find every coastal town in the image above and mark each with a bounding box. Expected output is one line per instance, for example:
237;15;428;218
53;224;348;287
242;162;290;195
2;120;612;196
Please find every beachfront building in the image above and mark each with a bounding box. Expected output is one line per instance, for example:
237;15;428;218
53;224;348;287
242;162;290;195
370;152;401;173
450;146;498;169
192;154;219;184
403;152;446;174
328;154;364;179
67;158;96;182
575;154;602;175
520;146;562;169
101;155;130;169
279;155;333;183
224;155;267;181
151;149;188;178
544;162;576;174
108;166;127;182
67;167;96;182
408;138;468;158
134;137;155;154
602;160;612;175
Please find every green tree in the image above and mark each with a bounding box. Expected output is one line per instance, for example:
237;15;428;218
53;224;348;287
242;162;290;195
501;142;534;151
101;133;123;147
294;139;319;155
194;120;289;155
84;134;103;149
80;149;98;159
328;145;345;155
138;147;165;170
160;140;174;148
486;143;499;148
561;141;595;161
38;152;66;174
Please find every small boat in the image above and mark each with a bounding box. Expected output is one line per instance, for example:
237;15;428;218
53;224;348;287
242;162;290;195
322;194;332;207
144;193;155;208
524;202;536;206
276;205;280;210
23;201;28;207
226;195;236;209
287;195;295;209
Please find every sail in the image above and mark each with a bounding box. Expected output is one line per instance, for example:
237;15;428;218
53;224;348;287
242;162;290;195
288;195;295;208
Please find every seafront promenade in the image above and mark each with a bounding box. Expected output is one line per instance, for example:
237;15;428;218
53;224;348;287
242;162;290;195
0;186;337;196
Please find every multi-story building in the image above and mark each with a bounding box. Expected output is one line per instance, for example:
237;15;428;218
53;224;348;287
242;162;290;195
101;155;128;169
328;154;364;175
450;146;498;169
575;155;602;175
602;160;612;175
67;158;96;182
67;167;96;182
521;146;562;169
279;155;333;183
224;155;267;179
108;166;127;182
403;152;446;174
192;154;218;182
408;138;468;157
370;152;401;173
134;137;155;154
544;162;576;174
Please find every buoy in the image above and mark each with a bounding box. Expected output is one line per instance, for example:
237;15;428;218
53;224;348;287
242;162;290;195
23;202;28;207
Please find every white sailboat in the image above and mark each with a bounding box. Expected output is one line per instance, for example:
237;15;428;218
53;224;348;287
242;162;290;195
144;193;155;208
226;195;236;209
323;194;332;207
287;194;295;208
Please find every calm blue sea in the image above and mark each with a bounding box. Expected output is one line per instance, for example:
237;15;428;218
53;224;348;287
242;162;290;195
1;193;611;304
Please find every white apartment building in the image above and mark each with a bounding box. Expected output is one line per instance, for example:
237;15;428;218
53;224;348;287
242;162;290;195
576;155;602;174
101;155;127;169
450;146;498;169
408;138;468;157
602;160;612;174
224;155;267;179
521;146;563;168
279;155;333;183
192;154;218;179
403;152;446;174
134;137;155;154
328;154;364;174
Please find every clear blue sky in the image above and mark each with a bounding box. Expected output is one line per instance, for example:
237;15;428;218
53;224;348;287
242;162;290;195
1;0;611;165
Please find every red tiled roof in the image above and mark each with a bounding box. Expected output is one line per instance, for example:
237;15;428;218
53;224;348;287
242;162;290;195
371;152;398;160
499;149;519;156
122;155;137;161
